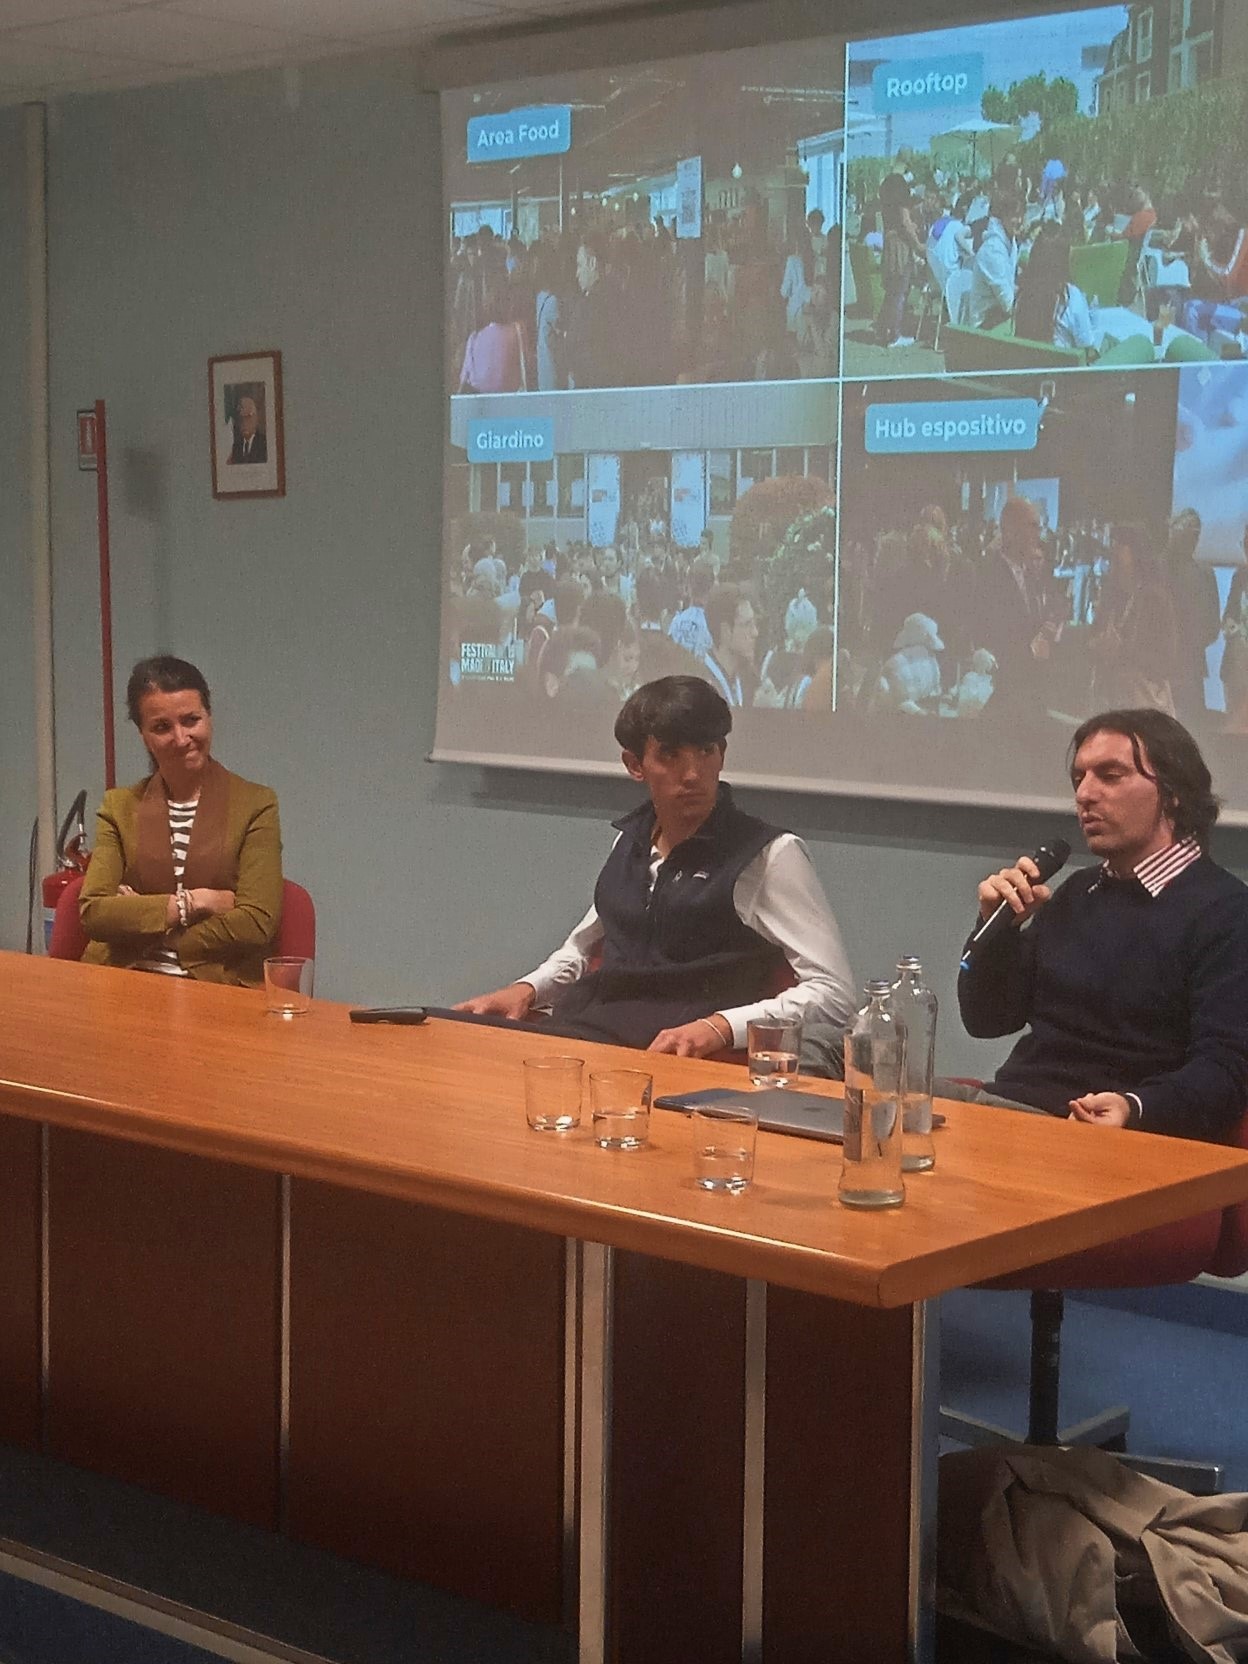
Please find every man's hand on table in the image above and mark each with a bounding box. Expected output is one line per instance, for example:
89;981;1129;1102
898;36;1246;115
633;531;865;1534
648;1014;731;1057
453;982;537;1021
1068;1092;1133;1129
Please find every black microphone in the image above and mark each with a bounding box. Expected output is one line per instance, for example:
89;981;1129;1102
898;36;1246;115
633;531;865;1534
960;838;1071;970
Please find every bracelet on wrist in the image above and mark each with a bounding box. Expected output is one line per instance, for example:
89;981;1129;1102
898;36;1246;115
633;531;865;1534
700;1016;728;1047
176;886;189;929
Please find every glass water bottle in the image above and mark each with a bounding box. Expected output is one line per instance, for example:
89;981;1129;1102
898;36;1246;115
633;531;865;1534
839;980;906;1209
892;956;937;1172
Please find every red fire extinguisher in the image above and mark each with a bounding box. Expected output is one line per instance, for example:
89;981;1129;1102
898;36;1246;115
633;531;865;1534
42;791;91;950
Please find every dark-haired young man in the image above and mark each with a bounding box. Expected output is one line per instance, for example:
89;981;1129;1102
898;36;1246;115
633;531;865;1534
958;708;1248;1141
456;675;855;1057
702;584;759;708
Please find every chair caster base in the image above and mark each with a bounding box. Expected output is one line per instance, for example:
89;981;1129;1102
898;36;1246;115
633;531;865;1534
938;1408;1226;1494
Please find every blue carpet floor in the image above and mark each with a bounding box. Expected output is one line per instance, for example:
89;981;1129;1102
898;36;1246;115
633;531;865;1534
0;1580;222;1664
2;1285;1246;1661
941;1285;1248;1491
0;1442;569;1664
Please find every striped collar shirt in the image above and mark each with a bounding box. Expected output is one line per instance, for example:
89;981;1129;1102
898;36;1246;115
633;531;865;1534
1100;836;1202;898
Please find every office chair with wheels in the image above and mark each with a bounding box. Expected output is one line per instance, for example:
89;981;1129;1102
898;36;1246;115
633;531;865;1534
50;874;316;962
940;1106;1248;1493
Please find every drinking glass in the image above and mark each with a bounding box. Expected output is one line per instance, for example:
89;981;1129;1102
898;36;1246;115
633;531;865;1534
690;1106;758;1193
523;1056;584;1132
746;1018;802;1087
589;1069;652;1150
263;956;314;1017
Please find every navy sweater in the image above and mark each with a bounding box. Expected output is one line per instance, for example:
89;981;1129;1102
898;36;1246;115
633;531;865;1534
958;855;1248;1142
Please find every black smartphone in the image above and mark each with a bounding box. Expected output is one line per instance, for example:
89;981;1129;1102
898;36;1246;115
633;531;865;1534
348;1006;428;1025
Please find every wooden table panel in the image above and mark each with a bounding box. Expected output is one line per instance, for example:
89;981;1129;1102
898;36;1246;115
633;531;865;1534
609;1253;747;1663
763;1290;916;1662
2;956;1247;1307
4;954;1248;1661
286;1180;565;1625
0;1117;41;1449
46;1130;280;1528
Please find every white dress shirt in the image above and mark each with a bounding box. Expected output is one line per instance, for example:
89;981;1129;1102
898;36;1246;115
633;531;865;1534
969;218;1019;328
929;219;973;291
1053;284;1096;350
521;833;856;1047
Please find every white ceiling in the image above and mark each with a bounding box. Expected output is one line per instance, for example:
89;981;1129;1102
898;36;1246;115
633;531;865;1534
0;0;640;104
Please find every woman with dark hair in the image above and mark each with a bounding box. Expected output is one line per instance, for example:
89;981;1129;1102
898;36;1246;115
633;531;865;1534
79;656;283;986
1014;223;1095;351
1087;525;1178;715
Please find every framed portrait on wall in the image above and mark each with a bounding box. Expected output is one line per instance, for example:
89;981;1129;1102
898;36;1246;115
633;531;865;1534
208;350;285;499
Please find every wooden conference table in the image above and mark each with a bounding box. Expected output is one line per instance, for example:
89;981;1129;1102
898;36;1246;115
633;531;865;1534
3;952;1248;1664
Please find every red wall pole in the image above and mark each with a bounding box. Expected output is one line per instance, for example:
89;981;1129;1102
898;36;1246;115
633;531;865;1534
94;398;116;790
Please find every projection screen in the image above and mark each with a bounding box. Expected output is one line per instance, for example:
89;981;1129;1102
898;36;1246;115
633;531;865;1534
436;3;1248;816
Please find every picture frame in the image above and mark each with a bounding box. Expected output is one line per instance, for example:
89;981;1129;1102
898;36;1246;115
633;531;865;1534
208;350;285;499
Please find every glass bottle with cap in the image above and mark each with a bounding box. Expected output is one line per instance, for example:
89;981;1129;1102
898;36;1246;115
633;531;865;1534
892;956;937;1172
839;979;905;1209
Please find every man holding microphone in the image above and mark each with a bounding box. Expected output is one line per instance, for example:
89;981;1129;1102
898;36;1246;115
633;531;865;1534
956;708;1248;1142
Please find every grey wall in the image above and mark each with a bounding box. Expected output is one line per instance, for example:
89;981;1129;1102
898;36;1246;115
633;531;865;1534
1;107;34;954
5;24;1248;1082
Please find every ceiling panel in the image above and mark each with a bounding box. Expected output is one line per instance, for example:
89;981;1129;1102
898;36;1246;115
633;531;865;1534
0;0;666;100
166;0;511;40
0;0;147;25
11;9;328;64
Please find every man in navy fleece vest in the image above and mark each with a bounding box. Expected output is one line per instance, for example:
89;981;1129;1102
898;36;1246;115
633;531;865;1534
958;708;1248;1142
456;675;855;1056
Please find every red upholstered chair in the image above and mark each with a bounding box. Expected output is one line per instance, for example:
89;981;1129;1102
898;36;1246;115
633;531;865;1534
51;875;316;963
940;1105;1248;1492
274;881;316;959
48;874;89;960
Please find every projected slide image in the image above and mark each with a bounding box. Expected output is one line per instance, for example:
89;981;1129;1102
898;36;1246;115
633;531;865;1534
444;37;845;396
433;0;1248;814
841;4;1248;380
443;381;839;735
1172;361;1248;724
837;367;1203;725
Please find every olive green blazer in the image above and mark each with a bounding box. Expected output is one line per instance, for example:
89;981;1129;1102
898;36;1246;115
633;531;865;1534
80;760;283;987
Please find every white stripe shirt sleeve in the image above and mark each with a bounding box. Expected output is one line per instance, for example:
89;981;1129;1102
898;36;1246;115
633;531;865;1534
522;904;605;1004
719;833;857;1047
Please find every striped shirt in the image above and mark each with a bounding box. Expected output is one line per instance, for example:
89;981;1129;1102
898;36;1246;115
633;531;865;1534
1132;836;1203;897
1095;836;1203;898
134;798;198;977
